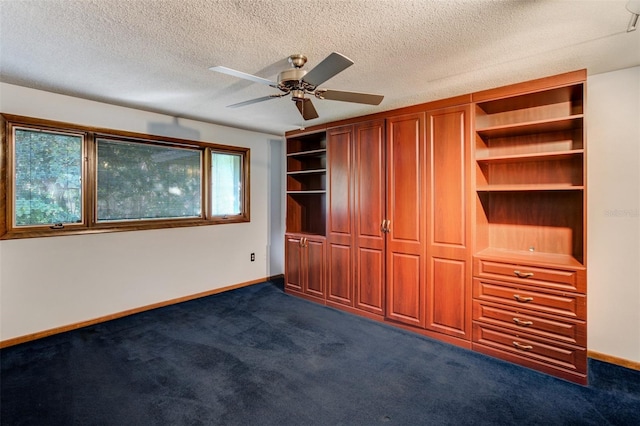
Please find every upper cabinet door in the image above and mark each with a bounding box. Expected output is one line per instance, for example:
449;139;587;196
385;113;426;327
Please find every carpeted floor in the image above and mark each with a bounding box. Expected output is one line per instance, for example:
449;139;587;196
2;279;639;425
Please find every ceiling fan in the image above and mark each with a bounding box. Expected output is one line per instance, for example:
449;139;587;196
209;52;384;120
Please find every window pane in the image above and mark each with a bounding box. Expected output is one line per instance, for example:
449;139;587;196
211;151;242;216
97;140;202;221
13;129;83;226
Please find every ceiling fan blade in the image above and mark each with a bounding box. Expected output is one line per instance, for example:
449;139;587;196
209;66;277;87
295;98;319;120
302;52;354;87
317;89;384;105
227;95;279;108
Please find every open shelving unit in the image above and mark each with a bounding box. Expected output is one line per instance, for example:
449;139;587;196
286;131;327;236
473;81;586;266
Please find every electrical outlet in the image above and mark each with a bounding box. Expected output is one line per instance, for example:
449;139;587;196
250;252;255;262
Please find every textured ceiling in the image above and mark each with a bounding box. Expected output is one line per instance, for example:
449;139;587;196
1;0;639;135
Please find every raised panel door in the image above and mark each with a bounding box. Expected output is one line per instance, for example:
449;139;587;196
305;238;326;298
425;105;472;339
285;235;303;292
385;113;426;326
354;120;386;314
327;126;354;306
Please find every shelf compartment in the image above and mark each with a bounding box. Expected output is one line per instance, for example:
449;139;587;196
287;172;326;192
287;151;326;173
475;84;584;129
286;192;326;236
475;191;584;264
476;116;583;139
476;128;583;159
287;133;326;155
476;154;583;188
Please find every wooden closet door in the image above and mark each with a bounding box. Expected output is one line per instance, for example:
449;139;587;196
354;120;386;315
385;113;426;327
327;126;354;306
425;105;472;339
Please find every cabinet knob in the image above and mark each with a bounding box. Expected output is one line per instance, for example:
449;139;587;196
514;270;534;278
513;317;534;327
513;341;533;351
513;294;534;303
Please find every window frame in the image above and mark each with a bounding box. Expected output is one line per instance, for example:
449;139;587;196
1;114;250;239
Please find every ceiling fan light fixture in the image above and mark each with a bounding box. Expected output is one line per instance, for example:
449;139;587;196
210;52;384;121
627;0;640;31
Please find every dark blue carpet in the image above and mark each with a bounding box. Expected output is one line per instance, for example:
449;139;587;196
2;280;639;425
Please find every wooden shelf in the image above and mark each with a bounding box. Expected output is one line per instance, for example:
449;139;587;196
476;184;584;192
476;115;583;139
287;169;326;175
286;190;327;194
287;148;327;158
476;150;584;164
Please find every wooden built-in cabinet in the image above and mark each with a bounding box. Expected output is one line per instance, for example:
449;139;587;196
285;132;327;300
284;70;587;384
471;70;587;384
326;120;386;316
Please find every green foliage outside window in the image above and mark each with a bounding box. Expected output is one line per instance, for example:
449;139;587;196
97;140;202;221
14;129;82;226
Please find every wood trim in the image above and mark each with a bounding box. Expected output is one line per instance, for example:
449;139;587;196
0;277;278;349
588;350;640;371
286;94;472;137
472;69;586;103
0;114;251;240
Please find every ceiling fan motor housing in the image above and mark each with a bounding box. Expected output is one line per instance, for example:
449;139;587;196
278;68;310;93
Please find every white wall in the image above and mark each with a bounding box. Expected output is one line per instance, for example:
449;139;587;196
587;66;640;363
0;83;285;342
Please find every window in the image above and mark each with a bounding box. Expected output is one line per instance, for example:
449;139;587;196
1;115;250;239
97;139;202;222
13;128;84;227
211;151;243;216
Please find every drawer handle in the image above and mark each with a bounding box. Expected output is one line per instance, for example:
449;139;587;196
513;341;533;351
513;294;533;303
513;317;533;327
514;270;534;278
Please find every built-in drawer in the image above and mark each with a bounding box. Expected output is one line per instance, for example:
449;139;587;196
474;258;585;293
473;323;587;374
473;300;586;346
473;278;586;320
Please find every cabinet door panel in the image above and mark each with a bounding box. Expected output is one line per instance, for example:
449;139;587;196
428;107;468;249
385;114;426;326
356;247;384;314
285;236;303;292
426;105;472;340
306;239;326;298
354;120;386;315
427;257;467;337
328;126;353;246
387;253;422;326
328;243;353;305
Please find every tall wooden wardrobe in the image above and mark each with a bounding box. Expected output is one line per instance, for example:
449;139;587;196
284;70;587;384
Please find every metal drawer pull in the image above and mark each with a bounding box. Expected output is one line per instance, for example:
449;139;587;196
514;270;534;278
513;294;533;303
513;341;533;351
513;317;533;327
